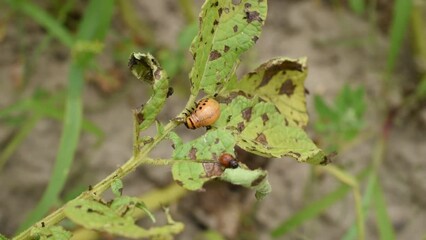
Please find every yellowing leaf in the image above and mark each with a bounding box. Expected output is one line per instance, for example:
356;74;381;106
215;95;328;164
190;0;267;95
172;129;236;190
227;58;309;127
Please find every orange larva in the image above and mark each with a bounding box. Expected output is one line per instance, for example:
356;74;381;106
219;153;239;169
185;98;220;129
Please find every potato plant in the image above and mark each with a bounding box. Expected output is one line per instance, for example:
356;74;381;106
10;0;329;239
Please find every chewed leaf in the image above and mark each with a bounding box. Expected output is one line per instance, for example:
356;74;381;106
129;53;169;131
190;0;267;94
64;199;144;238
172;129;236;190
214;95;328;164
173;129;236;160
111;179;123;197
221;167;271;200
64;199;183;239
227;58;309;127
30;226;71;240
111;196;155;223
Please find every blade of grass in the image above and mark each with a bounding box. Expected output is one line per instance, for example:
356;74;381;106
348;0;365;15
6;0;74;47
0;114;41;170
271;167;371;238
16;0;114;231
342;169;378;240
323;165;365;240
385;0;413;77
373;178;396;240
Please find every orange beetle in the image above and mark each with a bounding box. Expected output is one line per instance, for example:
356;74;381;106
185;98;220;129
219;153;239;169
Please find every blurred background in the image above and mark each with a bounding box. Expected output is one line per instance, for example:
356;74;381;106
1;0;425;239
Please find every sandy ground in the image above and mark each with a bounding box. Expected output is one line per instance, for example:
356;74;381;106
1;0;425;239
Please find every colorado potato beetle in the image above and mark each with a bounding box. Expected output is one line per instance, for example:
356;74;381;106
219;153;239;169
184;98;220;129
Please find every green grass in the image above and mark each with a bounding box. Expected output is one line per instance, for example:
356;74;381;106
271;167;371;238
386;0;413;77
9;0;115;232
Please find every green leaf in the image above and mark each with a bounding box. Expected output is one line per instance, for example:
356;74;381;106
64;199;183;239
172;129;236;190
215;95;328;164
110;196;156;223
373;179;396;240
129;53;170;131
30;226;72;240
227;58;309;127
386;0;413;76
190;0;267;95
0;234;8;240
111;179;124;197
221;167;271;200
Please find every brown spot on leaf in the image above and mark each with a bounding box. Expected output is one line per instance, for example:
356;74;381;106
202;163;223;177
237;122;245;132
218;8;223;17
261;113;269;125
233;25;238;32
154;69;161;80
175;180;184;186
213;19;219;25
215;138;220;144
244;10;262;23
167;87;174;98
255;133;268;145
279;79;296;97
252;36;259;43
282;60;303;71
251;174;266;187
242;107;253;121
224;45;230;52
258;60;303;89
226;115;232;123
284;118;289;126
209;50;221;61
244;3;252;8
189;147;197;160
211;28;214;34
289;151;301;158
133;109;144;124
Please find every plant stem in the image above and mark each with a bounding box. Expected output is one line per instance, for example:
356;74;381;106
13;94;198;240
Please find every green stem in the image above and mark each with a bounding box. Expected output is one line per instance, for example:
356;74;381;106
13;94;198;240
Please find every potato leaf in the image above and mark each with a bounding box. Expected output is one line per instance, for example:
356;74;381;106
30;226;71;240
129;53;169;131
64;199;183;239
172;129;236;190
226;58;309;127
214;95;328;164
221;167;271;200
190;0;267;95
